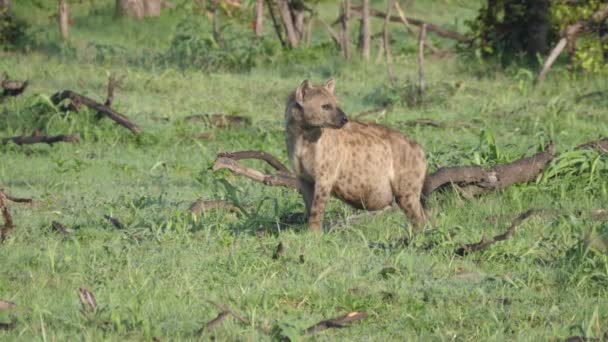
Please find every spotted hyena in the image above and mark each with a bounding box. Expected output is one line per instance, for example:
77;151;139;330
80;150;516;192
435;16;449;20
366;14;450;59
285;79;427;232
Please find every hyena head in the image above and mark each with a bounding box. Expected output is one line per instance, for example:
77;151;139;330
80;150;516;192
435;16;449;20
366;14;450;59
294;79;348;129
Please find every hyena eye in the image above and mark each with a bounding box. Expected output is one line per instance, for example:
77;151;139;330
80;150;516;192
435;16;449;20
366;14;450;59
322;104;333;110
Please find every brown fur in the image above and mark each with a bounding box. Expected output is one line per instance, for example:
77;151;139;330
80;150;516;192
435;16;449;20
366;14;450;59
285;79;427;232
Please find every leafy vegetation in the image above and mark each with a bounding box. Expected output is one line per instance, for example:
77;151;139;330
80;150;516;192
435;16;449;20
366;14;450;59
1;0;607;340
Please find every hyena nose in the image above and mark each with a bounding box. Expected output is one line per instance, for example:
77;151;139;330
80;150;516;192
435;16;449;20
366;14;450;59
340;114;348;125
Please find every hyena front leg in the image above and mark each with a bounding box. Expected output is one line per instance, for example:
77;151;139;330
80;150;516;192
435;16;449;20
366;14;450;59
307;181;333;232
298;178;314;218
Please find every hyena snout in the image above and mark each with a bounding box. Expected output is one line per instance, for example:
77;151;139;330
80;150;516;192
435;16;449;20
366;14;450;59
329;108;348;128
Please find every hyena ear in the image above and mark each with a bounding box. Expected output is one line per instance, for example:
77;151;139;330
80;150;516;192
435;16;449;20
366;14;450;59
323;78;336;94
295;80;312;106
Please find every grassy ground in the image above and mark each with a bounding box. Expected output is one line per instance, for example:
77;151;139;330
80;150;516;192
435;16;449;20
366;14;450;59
1;0;608;340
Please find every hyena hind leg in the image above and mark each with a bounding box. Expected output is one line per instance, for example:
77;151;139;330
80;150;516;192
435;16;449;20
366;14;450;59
395;192;427;232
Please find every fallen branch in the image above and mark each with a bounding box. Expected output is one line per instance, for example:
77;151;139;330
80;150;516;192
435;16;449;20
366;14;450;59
184;113;251;128
78;287;97;316
0;191;14;243
200;310;230;334
51;221;73;235
304;311;368;335
576;137;608;153
217;150;290;172
455;209;538;256
1;74;28;99
51;90;141;135
0;300;15;311
188;199;240;215
1;133;80;146
212;152;298;191
103;215;125;230
350;5;471;43
1;191;32;204
423;141;556;197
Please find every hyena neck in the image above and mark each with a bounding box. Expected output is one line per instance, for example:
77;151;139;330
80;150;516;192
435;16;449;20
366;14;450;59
285;101;322;143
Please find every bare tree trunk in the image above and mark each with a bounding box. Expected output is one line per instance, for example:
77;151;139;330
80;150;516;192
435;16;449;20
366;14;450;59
143;0;162;17
277;0;299;48
116;0;144;18
255;0;264;37
294;11;305;40
339;0;351;59
358;0;370;60
59;0;69;41
417;24;427;98
0;0;10;17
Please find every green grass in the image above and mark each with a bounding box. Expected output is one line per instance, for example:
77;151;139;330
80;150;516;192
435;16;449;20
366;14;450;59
1;0;608;340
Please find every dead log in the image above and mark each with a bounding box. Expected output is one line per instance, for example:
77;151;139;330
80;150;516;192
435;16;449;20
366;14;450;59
350;5;471;43
304;311;368;335
423;141;556;197
1;134;80;146
188;199;240;215
1;76;28;99
0;191;14;243
212;151;298;191
51;90;141;135
455;209;538;256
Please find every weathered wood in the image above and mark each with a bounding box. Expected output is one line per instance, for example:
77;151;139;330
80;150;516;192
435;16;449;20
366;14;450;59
305;311;368;335
1;134;80;146
51;90;141;135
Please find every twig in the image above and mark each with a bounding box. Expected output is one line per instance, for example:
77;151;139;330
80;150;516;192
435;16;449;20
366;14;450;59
78;287;98;315
1;134;80;146
400;118;443;128
304;311;368;335
2;192;32;204
272;241;285;260
350;5;471;43
0;191;14;243
455;209;538;256
51;90;141;135
206;301;250;326
184;113;251;128
355;107;389;119
200;310;230;334
212;152;298;191
217;150;290;172
0;300;15;311
188;199;240;215
104;215;125;230
51;221;73;235
537;38;567;85
265;0;286;47
417;24;427;99
383;0;397;86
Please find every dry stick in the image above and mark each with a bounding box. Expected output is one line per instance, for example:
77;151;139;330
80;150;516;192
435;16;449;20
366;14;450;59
576;137;608;153
355;106;389;119
51;221;73;235
423;141;556;197
339;0;351;59
104;215;125;230
537;4;608;85
0;191;14;243
401;118;443;128
417;24;427;99
318;17;341;47
1;134;80;146
254;0;264;38
277;0;299;48
265;0;286;47
51;90;141;135
206;301;251;327
78;287;97;315
0;300;15;311
183;113;251;128
350;5;471;43
213;156;298;190
188;199;240;215
358;0;370;60
382;0;397;86
537;38;567;85
0;190;32;204
304;311;368;335
455;209;538;256
201;310;230;334
217;150;290;172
